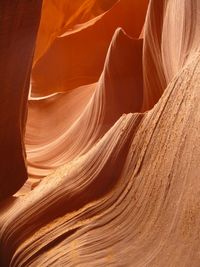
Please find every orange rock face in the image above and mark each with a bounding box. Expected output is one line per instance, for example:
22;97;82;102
32;0;148;96
1;0;200;266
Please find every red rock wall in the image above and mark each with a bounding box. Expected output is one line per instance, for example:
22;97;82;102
0;0;42;199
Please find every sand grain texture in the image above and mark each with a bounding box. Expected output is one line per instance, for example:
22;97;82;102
0;0;200;266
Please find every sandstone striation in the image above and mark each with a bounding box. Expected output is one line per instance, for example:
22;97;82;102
0;0;200;266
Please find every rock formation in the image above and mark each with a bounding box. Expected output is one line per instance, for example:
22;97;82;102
0;0;42;199
0;0;200;266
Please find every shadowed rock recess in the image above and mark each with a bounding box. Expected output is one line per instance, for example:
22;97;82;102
0;0;200;266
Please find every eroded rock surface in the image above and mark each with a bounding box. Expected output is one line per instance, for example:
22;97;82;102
1;0;200;266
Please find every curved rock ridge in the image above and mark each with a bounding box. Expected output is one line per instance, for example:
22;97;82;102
31;0;148;96
26;28;143;178
1;0;200;266
142;0;200;110
1;52;200;266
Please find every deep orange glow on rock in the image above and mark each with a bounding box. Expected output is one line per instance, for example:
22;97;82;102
1;0;200;266
32;0;148;96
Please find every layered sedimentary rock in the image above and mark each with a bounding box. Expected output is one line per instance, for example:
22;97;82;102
142;0;200;110
26;29;143;178
1;0;200;266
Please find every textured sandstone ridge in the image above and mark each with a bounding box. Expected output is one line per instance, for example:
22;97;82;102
26;29;143;178
0;0;200;266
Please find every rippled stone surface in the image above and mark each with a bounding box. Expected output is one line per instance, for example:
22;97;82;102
1;0;200;266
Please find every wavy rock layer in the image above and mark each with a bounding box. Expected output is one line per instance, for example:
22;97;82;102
26;28;143;178
142;0;200;110
1;0;200;266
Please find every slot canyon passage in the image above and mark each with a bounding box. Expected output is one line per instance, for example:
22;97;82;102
0;0;200;266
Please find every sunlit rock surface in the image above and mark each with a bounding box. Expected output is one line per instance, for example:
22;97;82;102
1;0;200;266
